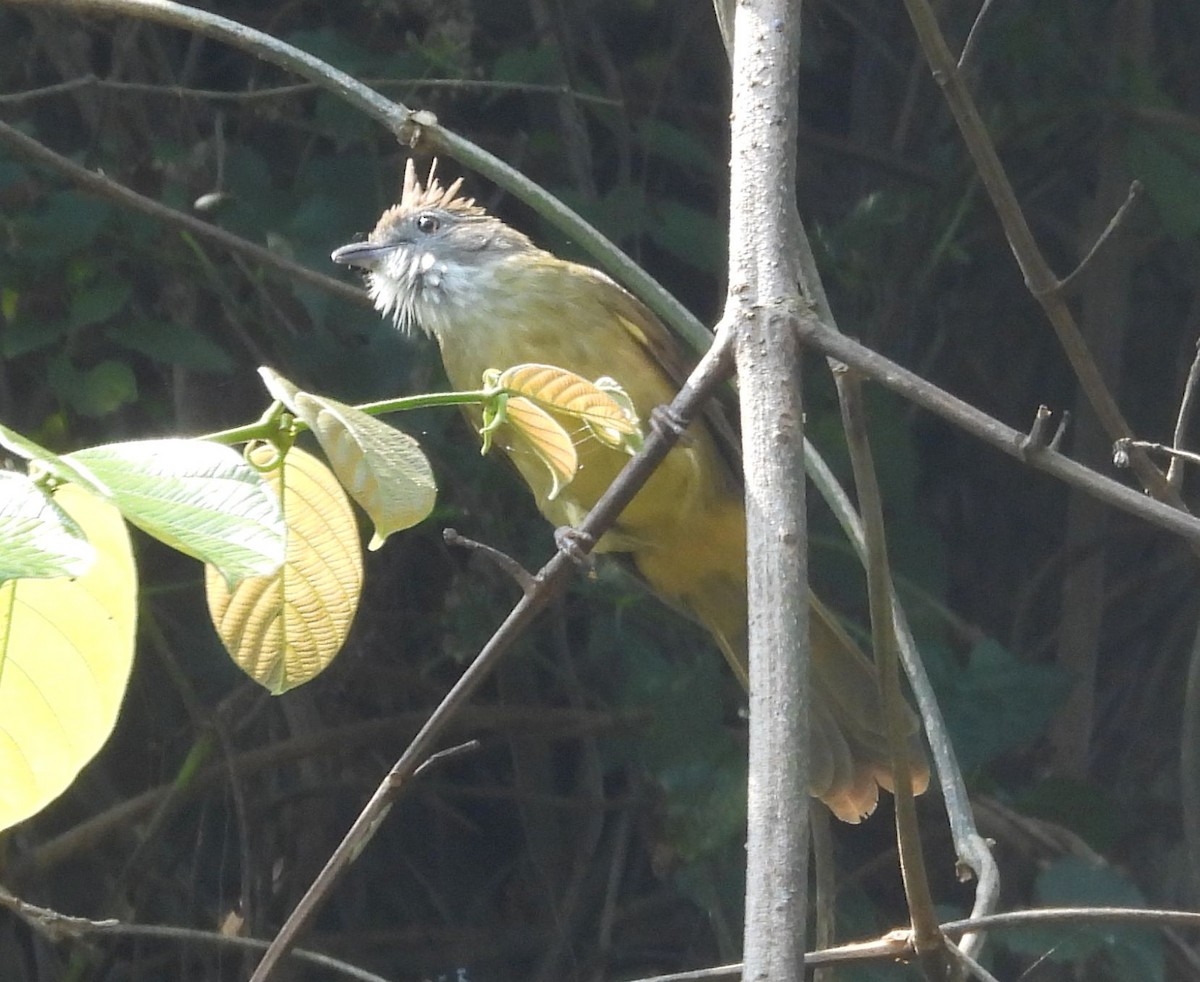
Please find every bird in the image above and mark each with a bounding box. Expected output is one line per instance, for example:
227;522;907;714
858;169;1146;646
331;159;929;822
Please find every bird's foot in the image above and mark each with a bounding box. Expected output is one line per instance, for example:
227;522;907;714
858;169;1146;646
649;405;689;440
554;526;595;567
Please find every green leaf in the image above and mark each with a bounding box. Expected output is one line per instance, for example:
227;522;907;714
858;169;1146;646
47;356;139;417
284;28;372;72
65;439;286;584
105;319;234;373
636;119;719;175
1124;127;1200;242
600;618;747;862
69;282;131;329
0;484;136;831
648;200;726;273
0;471;95;582
491;42;558;84
0;317;72;358
18;191;112;261
927;637;1069;773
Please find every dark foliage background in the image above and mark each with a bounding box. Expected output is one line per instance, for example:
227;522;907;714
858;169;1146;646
2;0;1199;979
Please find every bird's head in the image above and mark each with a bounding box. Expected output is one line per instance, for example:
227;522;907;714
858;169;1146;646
331;159;536;337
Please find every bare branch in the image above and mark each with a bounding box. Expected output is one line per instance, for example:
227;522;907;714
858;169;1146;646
0;887;388;982
836;367;947;978
900;0;1179;506
1056;181;1143;296
795;318;1200;547
1170;336;1200;489
958;0;998;70
443;528;539;595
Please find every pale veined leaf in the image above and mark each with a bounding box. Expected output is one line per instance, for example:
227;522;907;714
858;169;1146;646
496;363;642;451
500;395;579;500
258;367;437;551
205;446;363;694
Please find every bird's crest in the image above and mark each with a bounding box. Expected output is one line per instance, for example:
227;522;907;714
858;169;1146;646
390;157;487;221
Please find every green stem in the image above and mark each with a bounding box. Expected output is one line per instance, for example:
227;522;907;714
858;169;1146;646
198;390;491;445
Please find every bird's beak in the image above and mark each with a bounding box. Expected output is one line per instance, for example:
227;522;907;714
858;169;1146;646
330;241;393;270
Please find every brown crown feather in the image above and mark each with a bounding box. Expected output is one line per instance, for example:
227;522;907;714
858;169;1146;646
374;158;488;234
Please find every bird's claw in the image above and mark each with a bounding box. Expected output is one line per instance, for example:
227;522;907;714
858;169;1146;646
554;526;595;566
650;405;688;439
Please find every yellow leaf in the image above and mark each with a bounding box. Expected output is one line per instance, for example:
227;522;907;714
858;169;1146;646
497;363;642;447
0;484;136;831
503;396;578;500
205;447;363;694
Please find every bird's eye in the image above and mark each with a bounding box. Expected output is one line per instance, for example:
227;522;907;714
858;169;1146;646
415;213;440;234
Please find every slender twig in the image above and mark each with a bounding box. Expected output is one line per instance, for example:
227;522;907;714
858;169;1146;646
794;317;1200;547
941;905;1200;935
957;0;998;70
242;329;735;981
1169;337;1200;489
1114;438;1200;471
804;443;1000;959
947;943;1004;982
1056;180;1143;296
0;888;388;982
0;72;622;106
835;367;947;978
1181;605;1200;901
899;0;1179;507
1050;410;1071;452
443;528;538;595
412;740;480;778
0;0;713;358
1020;405;1054;455
0;119;368;308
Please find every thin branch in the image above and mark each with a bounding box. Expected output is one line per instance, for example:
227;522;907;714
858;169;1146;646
1021;405;1055;454
1056;180;1143;296
803;442;1001;961
835;367;947;978
0;118;367;308
413;740;480;778
0;0;713;358
793;317;1200;547
899;0;1180;507
443;528;538;595
957;0;998;70
0;72;622;106
941;906;1200;935
1170;337;1200;489
618;905;1200;982
1182;612;1200;904
947;943;1004;982
1114;438;1200;471
243;329;736;981
0;888;388;982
